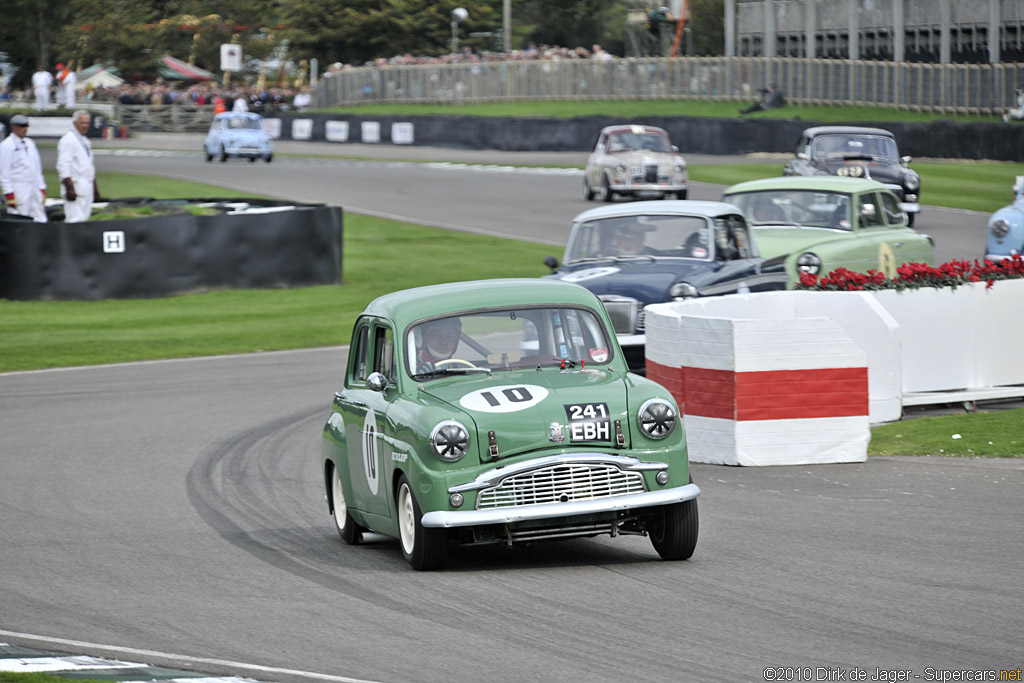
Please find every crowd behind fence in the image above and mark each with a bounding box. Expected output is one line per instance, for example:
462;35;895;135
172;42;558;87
314;56;1024;117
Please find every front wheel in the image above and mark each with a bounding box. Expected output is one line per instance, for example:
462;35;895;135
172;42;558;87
599;174;614;203
649;496;698;560
582;175;594;201
331;465;364;545
397;474;447;570
204;147;213;162
674;189;688;200
907;212;916;227
264;153;273;163
219;146;228;162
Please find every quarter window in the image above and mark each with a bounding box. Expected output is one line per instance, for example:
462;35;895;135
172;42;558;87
879;192;906;225
351;324;370;382
858;193;884;227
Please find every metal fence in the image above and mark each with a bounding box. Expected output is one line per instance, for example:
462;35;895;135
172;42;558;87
315;56;1024;116
116;104;216;133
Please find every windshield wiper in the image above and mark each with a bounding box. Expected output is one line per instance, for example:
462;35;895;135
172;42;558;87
412;367;492;380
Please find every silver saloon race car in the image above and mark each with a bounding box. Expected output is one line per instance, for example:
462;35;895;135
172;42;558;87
583;125;688;202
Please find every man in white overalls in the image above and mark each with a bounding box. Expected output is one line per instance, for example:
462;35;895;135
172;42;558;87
31;66;53;109
57;110;100;223
0;114;48;222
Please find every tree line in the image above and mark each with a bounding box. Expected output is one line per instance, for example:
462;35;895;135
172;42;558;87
0;0;725;88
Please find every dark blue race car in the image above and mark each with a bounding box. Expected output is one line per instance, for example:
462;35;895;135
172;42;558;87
544;201;788;373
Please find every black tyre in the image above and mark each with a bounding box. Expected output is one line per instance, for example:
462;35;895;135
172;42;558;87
675;189;688;200
599;174;614;203
907;212;916;227
219;146;228;162
649;496;698;561
264;153;273;163
248;157;256;163
331;465;364;545
582;175;594;201
397;474;447;570
204;147;213;162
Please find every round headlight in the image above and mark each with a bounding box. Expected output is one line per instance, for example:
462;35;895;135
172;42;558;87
796;252;822;275
669;282;698;300
638;398;677;440
990;218;1011;239
674;160;686;173
430;420;469;462
905;172;920;192
616;162;627;173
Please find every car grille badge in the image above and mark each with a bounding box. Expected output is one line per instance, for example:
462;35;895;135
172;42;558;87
549;422;565;442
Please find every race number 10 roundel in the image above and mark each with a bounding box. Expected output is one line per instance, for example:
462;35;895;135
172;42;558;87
459;385;549;413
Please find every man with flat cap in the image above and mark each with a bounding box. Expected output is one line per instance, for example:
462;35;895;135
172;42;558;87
0;115;48;222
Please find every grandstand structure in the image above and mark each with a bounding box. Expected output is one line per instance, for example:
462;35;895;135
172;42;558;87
731;0;1024;63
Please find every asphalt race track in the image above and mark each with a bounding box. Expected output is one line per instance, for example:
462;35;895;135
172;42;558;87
2;139;1020;682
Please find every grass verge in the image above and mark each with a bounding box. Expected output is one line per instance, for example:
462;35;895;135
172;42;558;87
318;100;1005;124
868;408;1024;457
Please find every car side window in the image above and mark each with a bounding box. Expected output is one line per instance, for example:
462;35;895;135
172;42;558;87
373;325;395;382
350;324;370;383
879;192;906;226
858;193;885;228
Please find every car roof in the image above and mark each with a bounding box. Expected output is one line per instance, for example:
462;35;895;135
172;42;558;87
572;200;743;223
599;124;669;136
723;176;892;194
802;125;895;139
214;112;264;121
362;279;603;326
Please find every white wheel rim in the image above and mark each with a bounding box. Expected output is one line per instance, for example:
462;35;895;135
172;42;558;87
332;468;348;531
398;483;416;555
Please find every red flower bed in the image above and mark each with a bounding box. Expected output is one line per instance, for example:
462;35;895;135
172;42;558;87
795;254;1024;291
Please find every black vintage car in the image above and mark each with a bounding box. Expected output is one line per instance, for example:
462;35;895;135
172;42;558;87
543;201;788;373
783;126;922;226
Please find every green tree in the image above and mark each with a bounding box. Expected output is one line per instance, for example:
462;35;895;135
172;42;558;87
515;0;628;55
0;0;72;88
688;0;724;56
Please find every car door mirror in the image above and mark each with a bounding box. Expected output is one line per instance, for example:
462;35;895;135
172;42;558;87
543;255;559;272
367;372;388;393
901;155;912;165
797;152;809;161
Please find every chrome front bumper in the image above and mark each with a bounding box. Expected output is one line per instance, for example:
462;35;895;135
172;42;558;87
422;482;700;528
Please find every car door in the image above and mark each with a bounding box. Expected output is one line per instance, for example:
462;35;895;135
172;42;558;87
877;189;933;266
851;190;903;276
335;318;396;521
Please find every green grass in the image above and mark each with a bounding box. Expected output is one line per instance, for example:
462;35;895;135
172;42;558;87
0;211;553;372
319;100;1004;124
0;674;104;683
42;172;259;200
868;408;1024;457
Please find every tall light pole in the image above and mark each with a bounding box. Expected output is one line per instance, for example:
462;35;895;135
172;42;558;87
451;7;468;54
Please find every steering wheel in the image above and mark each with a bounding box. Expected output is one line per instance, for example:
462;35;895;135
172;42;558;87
434;358;478;369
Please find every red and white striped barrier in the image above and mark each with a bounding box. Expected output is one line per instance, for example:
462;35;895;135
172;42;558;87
646;301;870;466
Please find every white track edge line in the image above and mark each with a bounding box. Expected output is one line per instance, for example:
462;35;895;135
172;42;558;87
0;630;380;683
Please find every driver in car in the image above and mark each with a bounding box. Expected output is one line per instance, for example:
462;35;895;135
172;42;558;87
417;317;463;368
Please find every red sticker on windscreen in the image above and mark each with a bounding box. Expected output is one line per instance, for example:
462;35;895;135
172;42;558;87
590;347;608;363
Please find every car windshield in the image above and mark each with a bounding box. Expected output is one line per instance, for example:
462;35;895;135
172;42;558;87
406;306;613;379
727;190;854;230
811;135;898;163
608;132;672;153
225;118;262;130
566;214;718;261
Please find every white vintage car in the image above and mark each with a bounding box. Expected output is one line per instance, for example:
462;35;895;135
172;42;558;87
583;125;688;202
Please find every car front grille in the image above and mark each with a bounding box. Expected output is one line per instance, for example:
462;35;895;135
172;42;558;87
476;462;647;509
600;297;641;334
644;163;658;182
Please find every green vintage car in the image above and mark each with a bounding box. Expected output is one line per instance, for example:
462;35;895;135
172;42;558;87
722;176;935;284
321;279;699;570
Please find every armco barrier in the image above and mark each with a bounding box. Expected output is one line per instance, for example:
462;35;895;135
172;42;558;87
265;113;1024;162
646;301;870;466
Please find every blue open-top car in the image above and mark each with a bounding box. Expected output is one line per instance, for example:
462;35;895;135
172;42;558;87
985;175;1024;262
203;112;273;163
